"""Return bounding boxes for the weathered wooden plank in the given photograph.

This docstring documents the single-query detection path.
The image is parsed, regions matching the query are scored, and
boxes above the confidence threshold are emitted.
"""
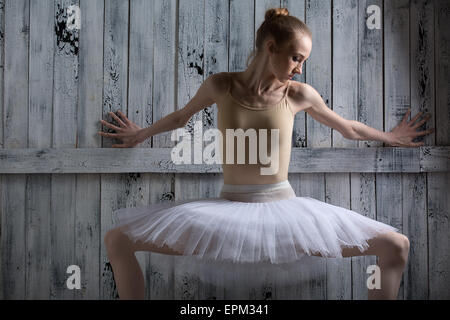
[0,0,5,300]
[404,0,435,300]
[0,0,4,150]
[304,0,333,299]
[149,0,177,299]
[174,0,206,300]
[2,147,449,173]
[100,0,129,300]
[51,0,80,300]
[1,0,29,299]
[0,0,4,298]
[26,0,53,299]
[75,0,104,300]
[428,172,450,299]
[326,0,358,300]
[350,172,378,299]
[352,0,383,300]
[429,0,450,300]
[128,0,153,301]
[385,0,412,300]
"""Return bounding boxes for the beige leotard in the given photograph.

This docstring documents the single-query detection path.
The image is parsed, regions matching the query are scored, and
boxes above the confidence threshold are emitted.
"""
[217,73,295,186]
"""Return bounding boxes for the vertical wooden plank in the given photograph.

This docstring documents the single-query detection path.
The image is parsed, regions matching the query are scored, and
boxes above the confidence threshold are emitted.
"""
[100,0,129,300]
[128,0,153,300]
[174,0,206,300]
[405,0,434,300]
[149,0,177,299]
[26,0,53,299]
[351,0,384,300]
[0,0,3,150]
[226,0,254,300]
[428,172,450,299]
[128,0,169,301]
[429,0,450,300]
[201,0,229,300]
[384,0,411,300]
[75,0,104,299]
[350,172,378,299]
[51,0,80,300]
[304,0,331,299]
[325,0,358,300]
[0,0,4,299]
[1,0,29,299]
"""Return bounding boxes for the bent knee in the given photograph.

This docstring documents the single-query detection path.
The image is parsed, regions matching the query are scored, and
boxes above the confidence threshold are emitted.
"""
[385,232,410,265]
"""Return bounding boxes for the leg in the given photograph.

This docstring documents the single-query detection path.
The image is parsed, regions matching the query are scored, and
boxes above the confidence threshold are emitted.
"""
[104,226,183,300]
[309,231,410,300]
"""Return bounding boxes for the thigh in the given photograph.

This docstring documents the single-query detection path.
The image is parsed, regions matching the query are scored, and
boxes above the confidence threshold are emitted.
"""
[129,234,184,256]
[109,225,184,256]
[306,231,401,258]
[340,231,403,258]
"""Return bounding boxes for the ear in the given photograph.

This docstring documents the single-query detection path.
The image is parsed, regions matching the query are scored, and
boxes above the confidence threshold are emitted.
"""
[266,38,277,55]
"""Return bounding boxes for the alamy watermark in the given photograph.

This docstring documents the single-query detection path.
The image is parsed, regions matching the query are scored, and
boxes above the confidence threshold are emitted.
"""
[171,120,280,176]
[366,264,381,290]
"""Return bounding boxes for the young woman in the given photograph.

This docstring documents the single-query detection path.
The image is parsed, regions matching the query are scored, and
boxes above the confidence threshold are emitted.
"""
[98,8,434,300]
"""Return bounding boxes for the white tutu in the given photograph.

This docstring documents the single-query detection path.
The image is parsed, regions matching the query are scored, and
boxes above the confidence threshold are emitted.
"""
[112,180,399,288]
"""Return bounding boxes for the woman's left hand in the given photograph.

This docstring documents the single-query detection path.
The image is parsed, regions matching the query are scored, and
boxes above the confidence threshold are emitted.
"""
[387,109,435,147]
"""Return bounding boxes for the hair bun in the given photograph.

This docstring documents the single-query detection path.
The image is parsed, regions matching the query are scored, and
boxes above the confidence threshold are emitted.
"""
[264,8,289,21]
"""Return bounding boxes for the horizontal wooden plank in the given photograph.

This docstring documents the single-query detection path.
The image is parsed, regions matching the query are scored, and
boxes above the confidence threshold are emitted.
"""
[0,147,448,173]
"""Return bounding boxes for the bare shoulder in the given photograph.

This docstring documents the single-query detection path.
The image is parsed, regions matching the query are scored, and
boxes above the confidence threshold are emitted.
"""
[176,72,230,125]
[205,72,231,102]
[287,81,315,116]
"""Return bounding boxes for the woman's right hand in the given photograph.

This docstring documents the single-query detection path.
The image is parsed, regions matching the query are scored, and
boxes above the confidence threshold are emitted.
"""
[98,110,145,148]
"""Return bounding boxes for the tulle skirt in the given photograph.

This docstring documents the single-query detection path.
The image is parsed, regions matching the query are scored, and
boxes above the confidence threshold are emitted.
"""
[112,180,399,288]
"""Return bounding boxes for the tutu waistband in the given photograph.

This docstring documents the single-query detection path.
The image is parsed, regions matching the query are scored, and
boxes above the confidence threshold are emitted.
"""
[219,180,296,203]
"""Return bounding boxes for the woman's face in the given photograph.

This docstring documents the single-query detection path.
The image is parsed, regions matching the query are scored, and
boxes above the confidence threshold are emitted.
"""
[267,34,312,82]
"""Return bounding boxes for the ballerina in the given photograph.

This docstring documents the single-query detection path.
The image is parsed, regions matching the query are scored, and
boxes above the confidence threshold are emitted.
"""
[98,7,434,300]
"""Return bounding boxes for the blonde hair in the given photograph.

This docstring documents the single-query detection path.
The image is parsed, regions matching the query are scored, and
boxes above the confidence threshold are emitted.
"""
[246,7,312,67]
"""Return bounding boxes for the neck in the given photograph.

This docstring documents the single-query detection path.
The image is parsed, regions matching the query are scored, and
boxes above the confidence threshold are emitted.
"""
[240,53,285,95]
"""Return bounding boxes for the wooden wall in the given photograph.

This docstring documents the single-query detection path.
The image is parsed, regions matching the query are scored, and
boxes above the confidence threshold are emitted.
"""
[0,0,449,300]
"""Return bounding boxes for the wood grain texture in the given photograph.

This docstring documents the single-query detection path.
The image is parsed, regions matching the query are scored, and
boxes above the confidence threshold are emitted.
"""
[351,0,384,300]
[0,147,449,173]
[1,0,29,300]
[0,0,448,300]
[26,0,53,299]
[100,0,129,300]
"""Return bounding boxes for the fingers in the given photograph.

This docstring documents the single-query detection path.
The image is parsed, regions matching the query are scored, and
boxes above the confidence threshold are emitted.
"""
[408,109,422,124]
[109,111,127,127]
[116,110,131,126]
[100,119,122,131]
[421,128,435,135]
[97,131,118,138]
[412,114,431,129]
[402,108,411,123]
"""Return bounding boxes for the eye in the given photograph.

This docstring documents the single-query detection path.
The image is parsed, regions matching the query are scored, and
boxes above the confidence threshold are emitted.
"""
[292,56,300,62]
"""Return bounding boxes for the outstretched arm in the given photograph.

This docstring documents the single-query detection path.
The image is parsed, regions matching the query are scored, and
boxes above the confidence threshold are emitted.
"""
[301,84,434,147]
[348,109,434,147]
[140,72,221,140]
[99,73,222,147]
